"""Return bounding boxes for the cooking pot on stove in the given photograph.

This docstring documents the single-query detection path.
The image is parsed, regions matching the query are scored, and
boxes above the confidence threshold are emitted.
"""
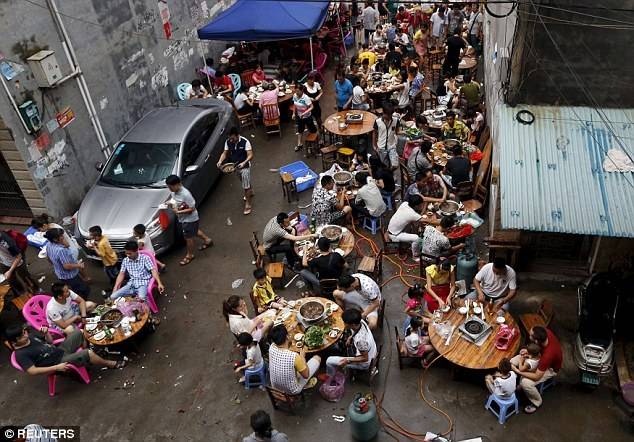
[333,171,353,187]
[438,200,460,216]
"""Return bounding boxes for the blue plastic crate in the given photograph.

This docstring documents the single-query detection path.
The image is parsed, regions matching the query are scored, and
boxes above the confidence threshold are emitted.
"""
[279,161,318,193]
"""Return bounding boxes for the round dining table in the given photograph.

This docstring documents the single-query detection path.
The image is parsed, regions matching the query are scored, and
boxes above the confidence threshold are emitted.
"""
[428,141,480,168]
[429,307,521,370]
[324,110,378,137]
[275,297,345,354]
[85,300,150,346]
[294,227,356,258]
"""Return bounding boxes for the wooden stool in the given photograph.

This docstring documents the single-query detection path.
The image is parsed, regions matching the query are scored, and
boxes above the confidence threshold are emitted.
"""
[280,172,299,203]
[305,132,319,158]
[320,145,338,170]
[431,63,443,84]
[428,49,444,70]
[11,292,32,311]
[266,262,286,289]
[336,147,355,168]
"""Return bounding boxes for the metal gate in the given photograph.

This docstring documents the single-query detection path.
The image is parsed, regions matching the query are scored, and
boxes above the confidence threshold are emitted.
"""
[0,152,32,217]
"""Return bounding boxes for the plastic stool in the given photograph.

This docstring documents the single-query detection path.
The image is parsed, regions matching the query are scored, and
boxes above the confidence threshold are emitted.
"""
[336,147,355,168]
[380,190,393,211]
[362,215,382,235]
[485,393,519,424]
[537,377,556,394]
[244,363,267,389]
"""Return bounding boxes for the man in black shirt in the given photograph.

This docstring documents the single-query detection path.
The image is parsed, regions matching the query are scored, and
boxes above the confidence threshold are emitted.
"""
[443,145,472,188]
[300,237,347,294]
[444,31,467,77]
[384,43,402,72]
[7,324,124,375]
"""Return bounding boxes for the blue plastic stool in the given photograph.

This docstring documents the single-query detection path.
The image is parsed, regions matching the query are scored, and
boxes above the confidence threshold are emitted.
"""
[485,393,519,424]
[380,190,394,211]
[362,215,382,235]
[537,377,556,394]
[244,363,267,390]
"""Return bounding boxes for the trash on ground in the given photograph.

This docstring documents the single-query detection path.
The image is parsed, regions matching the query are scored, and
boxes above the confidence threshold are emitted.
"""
[232,278,245,289]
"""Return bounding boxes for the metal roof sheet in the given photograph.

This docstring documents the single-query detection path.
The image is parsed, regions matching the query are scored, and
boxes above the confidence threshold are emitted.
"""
[498,105,634,237]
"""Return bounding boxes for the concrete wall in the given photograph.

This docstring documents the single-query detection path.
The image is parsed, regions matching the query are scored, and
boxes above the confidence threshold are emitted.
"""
[0,0,230,218]
[482,4,518,235]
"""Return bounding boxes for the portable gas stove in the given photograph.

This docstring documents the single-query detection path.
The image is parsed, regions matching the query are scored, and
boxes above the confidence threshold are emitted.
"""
[458,315,492,344]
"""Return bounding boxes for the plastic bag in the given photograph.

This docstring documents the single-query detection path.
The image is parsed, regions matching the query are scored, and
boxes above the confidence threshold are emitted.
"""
[319,372,346,402]
[494,324,518,351]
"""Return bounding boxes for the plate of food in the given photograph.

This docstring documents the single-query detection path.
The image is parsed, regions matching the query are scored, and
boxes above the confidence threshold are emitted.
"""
[220,162,236,173]
[86,322,99,332]
[496,316,506,324]
[287,300,297,307]
[304,325,326,349]
[321,225,343,242]
[281,310,292,321]
[277,91,285,97]
[294,333,304,341]
[328,330,339,338]
[92,330,106,341]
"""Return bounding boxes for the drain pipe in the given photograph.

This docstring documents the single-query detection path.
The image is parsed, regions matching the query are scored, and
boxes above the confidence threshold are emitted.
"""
[46,0,110,157]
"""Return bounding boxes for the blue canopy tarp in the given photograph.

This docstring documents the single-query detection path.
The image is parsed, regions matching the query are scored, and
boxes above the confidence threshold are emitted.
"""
[197,0,329,42]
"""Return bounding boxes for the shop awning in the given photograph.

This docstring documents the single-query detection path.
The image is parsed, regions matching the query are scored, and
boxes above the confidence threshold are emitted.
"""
[197,0,330,42]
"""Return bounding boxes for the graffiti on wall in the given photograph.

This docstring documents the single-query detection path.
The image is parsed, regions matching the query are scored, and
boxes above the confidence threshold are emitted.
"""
[151,66,169,90]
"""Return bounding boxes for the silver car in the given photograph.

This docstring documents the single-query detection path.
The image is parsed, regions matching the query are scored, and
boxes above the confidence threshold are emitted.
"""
[75,100,236,258]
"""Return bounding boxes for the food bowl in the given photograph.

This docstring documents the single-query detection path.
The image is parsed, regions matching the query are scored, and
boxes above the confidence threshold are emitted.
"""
[439,200,460,216]
[473,307,482,314]
[458,306,468,315]
[220,162,236,173]
[333,171,353,187]
[294,333,304,341]
[101,309,123,327]
[321,225,343,243]
[297,300,326,324]
[443,139,460,149]
[496,316,506,324]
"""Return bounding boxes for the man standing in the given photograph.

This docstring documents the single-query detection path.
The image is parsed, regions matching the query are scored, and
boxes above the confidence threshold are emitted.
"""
[372,103,401,171]
[335,71,354,111]
[511,326,563,414]
[361,1,380,45]
[166,175,213,266]
[111,241,164,301]
[467,5,484,55]
[444,30,467,77]
[44,228,90,298]
[217,127,254,215]
[471,257,518,311]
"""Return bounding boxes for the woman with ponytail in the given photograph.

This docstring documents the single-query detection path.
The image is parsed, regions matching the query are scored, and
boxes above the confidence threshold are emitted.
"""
[243,410,288,442]
[223,295,273,341]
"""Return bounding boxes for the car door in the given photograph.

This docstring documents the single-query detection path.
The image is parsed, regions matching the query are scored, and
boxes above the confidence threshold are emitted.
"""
[181,113,220,202]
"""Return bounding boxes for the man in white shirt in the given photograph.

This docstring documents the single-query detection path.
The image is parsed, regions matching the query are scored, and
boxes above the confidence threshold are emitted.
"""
[386,194,425,255]
[469,257,518,310]
[326,309,377,375]
[430,6,448,48]
[361,1,380,45]
[334,273,382,330]
[350,77,371,111]
[46,282,96,335]
[372,103,401,170]
[467,5,484,54]
[351,172,387,219]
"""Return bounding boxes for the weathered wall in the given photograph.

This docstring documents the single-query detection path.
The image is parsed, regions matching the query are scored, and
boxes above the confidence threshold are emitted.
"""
[0,0,230,218]
[512,0,634,107]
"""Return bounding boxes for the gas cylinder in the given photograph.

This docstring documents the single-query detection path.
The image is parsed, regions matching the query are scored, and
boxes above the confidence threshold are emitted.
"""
[348,394,379,441]
[456,252,478,289]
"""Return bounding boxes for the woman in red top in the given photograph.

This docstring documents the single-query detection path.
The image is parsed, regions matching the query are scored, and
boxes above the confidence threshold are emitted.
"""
[251,63,267,85]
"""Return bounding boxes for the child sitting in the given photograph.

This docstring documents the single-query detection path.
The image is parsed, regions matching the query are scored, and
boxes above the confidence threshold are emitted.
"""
[234,332,264,384]
[402,317,435,367]
[252,268,285,313]
[133,224,166,272]
[485,358,517,398]
[513,343,541,373]
[404,284,431,326]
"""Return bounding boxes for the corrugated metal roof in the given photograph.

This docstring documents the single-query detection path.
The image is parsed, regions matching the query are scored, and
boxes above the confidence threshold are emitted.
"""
[498,105,634,237]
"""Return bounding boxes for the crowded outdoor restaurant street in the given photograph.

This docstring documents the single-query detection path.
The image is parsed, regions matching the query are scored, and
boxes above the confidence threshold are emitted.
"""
[0,1,633,442]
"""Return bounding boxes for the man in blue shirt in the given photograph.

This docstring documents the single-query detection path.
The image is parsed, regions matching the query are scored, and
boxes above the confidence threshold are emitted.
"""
[111,241,164,302]
[334,71,353,111]
[44,228,90,298]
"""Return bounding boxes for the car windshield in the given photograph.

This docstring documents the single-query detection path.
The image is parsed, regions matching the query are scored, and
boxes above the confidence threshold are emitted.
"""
[99,142,180,187]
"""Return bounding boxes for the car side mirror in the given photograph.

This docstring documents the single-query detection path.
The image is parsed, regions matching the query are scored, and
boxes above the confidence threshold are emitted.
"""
[184,164,200,176]
[95,162,104,171]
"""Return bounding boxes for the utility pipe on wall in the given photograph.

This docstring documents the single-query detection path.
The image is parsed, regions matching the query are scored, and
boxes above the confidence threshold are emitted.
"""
[46,0,110,157]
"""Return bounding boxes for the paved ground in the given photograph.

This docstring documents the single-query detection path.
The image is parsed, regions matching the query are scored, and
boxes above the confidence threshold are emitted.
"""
[1,88,633,442]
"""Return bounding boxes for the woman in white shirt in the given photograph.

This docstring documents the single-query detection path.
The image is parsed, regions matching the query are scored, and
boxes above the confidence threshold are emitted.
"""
[222,295,273,341]
[350,77,371,111]
[234,85,256,114]
[371,24,385,45]
[304,73,323,127]
[394,69,410,112]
